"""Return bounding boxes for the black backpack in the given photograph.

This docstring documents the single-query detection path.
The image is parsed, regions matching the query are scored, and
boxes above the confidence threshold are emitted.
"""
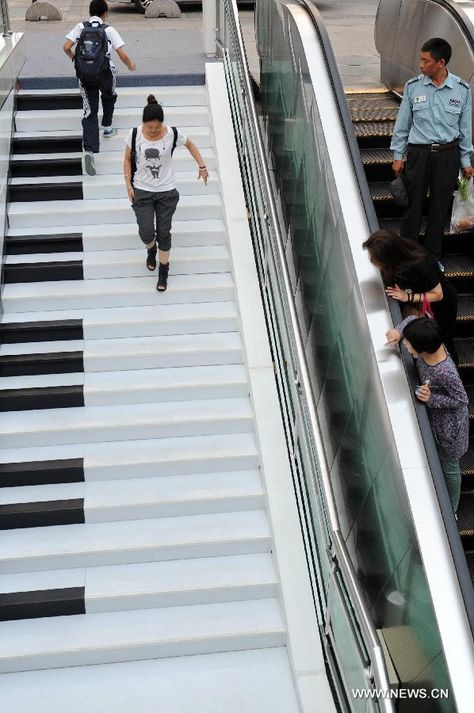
[130,126,178,185]
[74,22,109,84]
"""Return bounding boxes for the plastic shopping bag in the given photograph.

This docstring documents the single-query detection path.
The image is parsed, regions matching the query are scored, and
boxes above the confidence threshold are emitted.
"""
[450,176,474,232]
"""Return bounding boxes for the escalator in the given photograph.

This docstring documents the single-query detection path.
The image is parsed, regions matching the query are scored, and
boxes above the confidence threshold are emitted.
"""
[346,89,474,579]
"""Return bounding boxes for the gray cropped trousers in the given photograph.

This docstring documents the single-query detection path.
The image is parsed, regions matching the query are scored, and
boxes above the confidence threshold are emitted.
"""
[132,187,179,251]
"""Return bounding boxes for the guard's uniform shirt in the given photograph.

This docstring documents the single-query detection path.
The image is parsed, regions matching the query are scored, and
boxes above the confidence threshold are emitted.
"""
[390,71,473,168]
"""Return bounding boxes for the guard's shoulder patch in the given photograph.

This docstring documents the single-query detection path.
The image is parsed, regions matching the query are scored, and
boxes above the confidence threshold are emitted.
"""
[458,78,470,89]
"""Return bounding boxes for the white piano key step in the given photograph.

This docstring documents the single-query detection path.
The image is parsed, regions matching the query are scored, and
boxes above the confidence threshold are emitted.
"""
[15,106,211,132]
[0,509,271,572]
[0,397,254,448]
[0,431,260,483]
[0,364,248,405]
[83,470,262,523]
[6,245,231,280]
[85,553,277,612]
[7,218,227,250]
[1,301,239,340]
[0,649,302,713]
[1,273,234,312]
[8,195,223,230]
[0,598,284,672]
[0,469,262,519]
[10,173,219,199]
[17,85,208,107]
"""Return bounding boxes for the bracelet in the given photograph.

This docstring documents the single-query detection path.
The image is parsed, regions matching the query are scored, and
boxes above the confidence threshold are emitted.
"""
[199,166,207,170]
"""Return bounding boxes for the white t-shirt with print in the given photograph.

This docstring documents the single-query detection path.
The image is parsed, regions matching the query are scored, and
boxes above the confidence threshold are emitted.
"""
[65,17,124,70]
[126,125,187,193]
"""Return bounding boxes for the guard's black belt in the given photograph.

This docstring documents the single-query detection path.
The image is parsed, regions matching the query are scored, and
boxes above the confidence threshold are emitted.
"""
[408,139,460,152]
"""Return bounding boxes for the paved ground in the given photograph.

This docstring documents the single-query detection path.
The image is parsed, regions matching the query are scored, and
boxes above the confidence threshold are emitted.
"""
[7,0,381,88]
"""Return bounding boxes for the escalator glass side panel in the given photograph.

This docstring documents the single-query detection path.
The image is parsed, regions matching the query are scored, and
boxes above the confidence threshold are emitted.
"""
[256,0,460,707]
[349,88,474,579]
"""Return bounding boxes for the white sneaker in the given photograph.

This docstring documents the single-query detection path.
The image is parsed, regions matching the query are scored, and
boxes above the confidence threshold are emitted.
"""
[84,152,96,176]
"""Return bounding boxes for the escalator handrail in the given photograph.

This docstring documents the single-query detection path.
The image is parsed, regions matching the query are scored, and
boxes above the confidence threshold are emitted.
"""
[298,0,474,635]
[218,0,396,708]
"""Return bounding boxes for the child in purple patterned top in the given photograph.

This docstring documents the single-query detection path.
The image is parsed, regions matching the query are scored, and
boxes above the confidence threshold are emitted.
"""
[386,316,469,512]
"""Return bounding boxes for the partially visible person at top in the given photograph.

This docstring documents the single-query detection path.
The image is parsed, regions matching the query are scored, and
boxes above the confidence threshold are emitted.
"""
[390,36,474,259]
[385,316,468,513]
[124,95,209,292]
[363,229,458,364]
[63,0,136,176]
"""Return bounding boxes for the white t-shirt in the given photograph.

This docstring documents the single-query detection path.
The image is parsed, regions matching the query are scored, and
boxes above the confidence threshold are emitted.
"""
[65,17,124,69]
[126,126,187,193]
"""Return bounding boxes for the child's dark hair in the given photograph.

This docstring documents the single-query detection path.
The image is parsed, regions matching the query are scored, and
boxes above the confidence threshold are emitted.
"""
[143,95,164,123]
[402,318,443,354]
[421,37,452,65]
[89,0,108,17]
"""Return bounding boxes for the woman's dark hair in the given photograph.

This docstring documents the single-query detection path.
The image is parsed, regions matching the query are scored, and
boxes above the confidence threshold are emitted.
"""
[421,37,452,65]
[89,0,108,17]
[402,317,443,354]
[362,229,430,282]
[143,95,164,124]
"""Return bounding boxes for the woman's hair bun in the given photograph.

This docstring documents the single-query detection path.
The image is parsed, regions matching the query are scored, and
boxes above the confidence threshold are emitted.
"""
[147,94,158,105]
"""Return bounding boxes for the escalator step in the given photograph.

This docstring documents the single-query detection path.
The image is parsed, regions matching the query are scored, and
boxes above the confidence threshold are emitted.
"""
[467,386,474,418]
[360,148,393,165]
[457,294,474,324]
[443,254,474,279]
[347,94,399,123]
[354,122,395,149]
[378,219,474,252]
[464,550,474,580]
[461,443,474,477]
[458,490,474,539]
[456,338,474,369]
[369,182,392,201]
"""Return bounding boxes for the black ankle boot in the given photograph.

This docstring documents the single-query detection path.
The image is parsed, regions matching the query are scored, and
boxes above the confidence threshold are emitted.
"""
[146,243,157,271]
[157,262,169,291]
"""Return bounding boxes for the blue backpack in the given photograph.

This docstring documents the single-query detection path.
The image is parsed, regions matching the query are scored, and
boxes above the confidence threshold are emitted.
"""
[74,22,109,84]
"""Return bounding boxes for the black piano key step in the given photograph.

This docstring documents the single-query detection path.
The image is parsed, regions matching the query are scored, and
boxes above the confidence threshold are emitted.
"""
[12,135,82,155]
[0,587,85,622]
[9,181,83,203]
[0,385,84,412]
[10,157,82,178]
[0,351,84,377]
[3,260,83,284]
[0,458,84,488]
[1,319,83,344]
[5,232,83,255]
[0,498,85,530]
[16,92,82,112]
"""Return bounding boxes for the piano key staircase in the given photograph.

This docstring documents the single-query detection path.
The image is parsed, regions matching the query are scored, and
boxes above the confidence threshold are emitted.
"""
[0,79,320,712]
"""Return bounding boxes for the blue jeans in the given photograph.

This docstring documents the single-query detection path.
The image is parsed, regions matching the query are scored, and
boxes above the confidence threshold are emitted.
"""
[440,458,461,513]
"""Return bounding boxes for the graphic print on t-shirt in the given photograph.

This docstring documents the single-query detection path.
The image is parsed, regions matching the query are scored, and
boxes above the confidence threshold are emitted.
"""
[144,147,162,180]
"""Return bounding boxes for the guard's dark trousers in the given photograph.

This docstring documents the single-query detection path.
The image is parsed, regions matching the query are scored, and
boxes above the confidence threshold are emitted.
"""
[79,66,117,153]
[401,143,459,258]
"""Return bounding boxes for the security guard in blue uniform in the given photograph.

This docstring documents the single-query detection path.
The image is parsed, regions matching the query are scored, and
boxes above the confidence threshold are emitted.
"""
[391,37,474,258]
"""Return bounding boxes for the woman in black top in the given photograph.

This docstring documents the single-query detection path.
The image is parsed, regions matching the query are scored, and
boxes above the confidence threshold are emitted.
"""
[363,229,458,363]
